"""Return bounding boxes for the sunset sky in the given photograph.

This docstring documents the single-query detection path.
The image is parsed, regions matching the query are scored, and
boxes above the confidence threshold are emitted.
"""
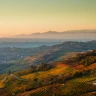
[0,0,96,37]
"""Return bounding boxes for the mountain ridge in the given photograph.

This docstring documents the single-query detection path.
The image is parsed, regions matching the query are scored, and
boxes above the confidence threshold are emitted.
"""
[10,29,96,40]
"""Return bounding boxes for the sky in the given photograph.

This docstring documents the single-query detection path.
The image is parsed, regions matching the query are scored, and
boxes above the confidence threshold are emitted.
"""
[0,0,96,37]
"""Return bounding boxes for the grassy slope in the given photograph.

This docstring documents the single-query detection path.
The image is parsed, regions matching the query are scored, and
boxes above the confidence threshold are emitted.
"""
[17,63,96,96]
[21,63,70,80]
[0,74,8,88]
[0,62,96,96]
[17,73,96,96]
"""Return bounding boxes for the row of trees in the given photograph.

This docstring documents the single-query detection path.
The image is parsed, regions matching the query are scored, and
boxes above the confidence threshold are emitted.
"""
[30,63,54,72]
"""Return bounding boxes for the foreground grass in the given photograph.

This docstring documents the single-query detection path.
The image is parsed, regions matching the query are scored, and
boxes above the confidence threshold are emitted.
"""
[0,74,9,88]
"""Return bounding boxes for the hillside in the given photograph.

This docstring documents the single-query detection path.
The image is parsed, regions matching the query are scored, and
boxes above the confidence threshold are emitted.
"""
[0,46,50,73]
[19,41,96,65]
[1,41,96,74]
[1,63,96,96]
[0,50,96,96]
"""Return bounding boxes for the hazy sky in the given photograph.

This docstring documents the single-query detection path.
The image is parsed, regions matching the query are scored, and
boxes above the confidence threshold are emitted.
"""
[0,0,96,37]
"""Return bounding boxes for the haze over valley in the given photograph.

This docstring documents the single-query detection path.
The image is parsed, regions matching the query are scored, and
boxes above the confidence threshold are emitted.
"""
[0,30,95,48]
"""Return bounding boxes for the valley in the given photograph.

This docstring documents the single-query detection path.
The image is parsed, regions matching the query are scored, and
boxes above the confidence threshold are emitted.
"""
[0,41,96,74]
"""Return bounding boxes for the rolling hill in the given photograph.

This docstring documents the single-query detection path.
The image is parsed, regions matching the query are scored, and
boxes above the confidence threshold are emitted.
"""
[0,50,96,96]
[0,41,96,74]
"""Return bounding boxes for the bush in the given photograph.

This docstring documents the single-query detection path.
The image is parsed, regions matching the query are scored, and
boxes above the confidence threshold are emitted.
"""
[37,63,53,71]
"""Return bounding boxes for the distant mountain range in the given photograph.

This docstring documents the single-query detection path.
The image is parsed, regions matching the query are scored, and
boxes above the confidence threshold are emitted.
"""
[11,29,96,40]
